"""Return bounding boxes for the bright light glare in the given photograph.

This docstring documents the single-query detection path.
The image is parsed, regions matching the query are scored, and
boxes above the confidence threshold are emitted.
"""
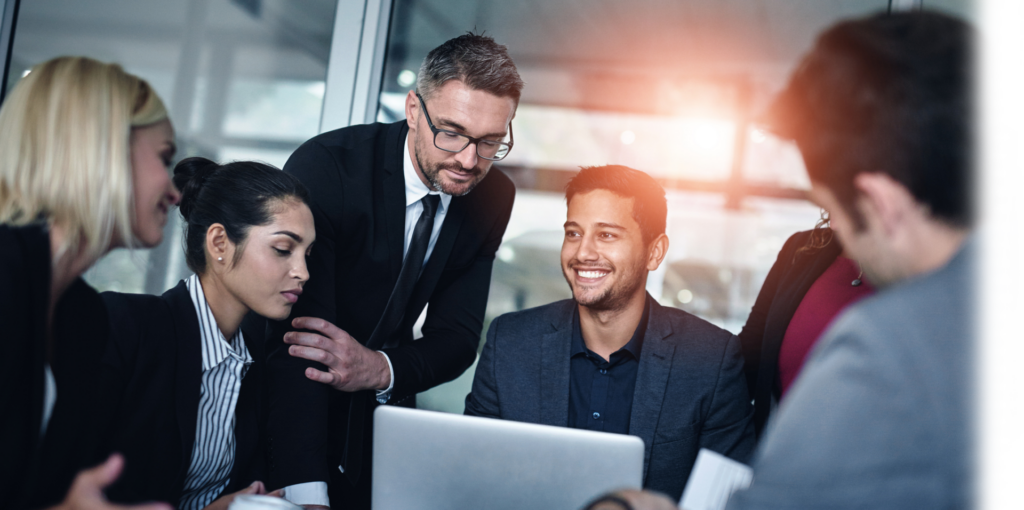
[306,82,326,98]
[397,69,417,88]
[497,246,515,263]
[22,69,30,78]
[677,289,694,304]
[751,128,767,144]
[620,130,636,145]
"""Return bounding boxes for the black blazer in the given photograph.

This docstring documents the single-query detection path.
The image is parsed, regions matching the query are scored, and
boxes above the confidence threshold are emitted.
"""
[465,297,756,501]
[737,229,841,438]
[266,121,516,493]
[1,224,113,509]
[97,281,268,505]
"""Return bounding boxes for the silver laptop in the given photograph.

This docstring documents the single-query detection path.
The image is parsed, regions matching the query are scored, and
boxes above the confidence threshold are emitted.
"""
[372,406,644,510]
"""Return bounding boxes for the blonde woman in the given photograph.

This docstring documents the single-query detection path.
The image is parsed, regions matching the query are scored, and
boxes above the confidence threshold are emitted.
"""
[0,57,178,510]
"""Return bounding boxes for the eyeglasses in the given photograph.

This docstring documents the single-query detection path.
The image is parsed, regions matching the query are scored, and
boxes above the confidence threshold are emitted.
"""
[416,92,513,161]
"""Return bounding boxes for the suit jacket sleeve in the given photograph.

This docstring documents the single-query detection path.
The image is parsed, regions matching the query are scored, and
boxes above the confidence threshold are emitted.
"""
[266,139,343,488]
[382,180,515,403]
[463,315,502,417]
[736,233,802,397]
[698,334,756,464]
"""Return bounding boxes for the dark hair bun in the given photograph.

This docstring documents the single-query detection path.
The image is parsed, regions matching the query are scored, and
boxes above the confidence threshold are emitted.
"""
[173,157,220,221]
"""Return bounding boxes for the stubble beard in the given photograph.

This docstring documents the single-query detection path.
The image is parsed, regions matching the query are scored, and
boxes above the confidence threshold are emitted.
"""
[564,258,647,312]
[414,145,484,197]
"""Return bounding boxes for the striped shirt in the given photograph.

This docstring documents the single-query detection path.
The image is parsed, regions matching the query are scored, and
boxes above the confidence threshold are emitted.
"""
[179,275,253,510]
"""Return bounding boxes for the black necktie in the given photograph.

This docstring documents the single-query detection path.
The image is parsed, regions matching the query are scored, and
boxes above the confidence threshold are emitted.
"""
[369,194,440,349]
[344,194,441,484]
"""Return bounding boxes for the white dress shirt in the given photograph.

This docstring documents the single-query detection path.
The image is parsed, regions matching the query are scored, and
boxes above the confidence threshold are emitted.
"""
[284,134,450,507]
[179,275,253,510]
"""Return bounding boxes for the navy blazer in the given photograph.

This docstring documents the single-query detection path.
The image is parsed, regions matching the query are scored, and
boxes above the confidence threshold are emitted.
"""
[465,296,756,501]
[98,281,268,505]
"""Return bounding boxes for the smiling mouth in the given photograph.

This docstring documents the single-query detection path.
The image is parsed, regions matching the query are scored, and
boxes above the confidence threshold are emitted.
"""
[575,268,611,280]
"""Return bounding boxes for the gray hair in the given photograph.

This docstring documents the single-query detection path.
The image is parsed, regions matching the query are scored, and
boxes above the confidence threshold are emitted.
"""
[416,33,524,103]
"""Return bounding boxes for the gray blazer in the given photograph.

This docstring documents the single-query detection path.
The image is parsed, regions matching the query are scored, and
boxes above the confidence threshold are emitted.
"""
[726,240,974,510]
[465,296,756,500]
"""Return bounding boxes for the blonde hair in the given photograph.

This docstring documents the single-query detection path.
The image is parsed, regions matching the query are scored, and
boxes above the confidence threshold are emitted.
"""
[0,56,169,260]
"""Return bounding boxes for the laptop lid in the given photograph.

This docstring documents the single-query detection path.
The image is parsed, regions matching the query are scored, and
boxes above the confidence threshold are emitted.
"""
[372,406,645,510]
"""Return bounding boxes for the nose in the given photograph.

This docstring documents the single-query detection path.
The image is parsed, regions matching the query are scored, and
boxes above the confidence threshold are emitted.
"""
[576,233,599,262]
[292,255,310,283]
[167,181,182,206]
[454,142,479,170]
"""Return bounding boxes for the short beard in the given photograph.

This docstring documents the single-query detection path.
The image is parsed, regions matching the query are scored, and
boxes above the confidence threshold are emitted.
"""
[564,260,646,312]
[415,151,482,197]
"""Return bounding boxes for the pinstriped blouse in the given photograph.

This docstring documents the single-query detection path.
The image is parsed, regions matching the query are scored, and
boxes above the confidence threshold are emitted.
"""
[178,275,253,510]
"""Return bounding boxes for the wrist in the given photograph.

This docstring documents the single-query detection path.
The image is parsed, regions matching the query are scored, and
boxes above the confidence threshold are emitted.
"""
[376,351,392,390]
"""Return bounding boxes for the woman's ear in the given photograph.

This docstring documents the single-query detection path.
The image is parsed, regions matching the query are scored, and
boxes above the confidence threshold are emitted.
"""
[205,223,231,271]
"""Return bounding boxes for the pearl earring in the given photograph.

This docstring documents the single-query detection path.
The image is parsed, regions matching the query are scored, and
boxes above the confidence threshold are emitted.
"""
[218,257,223,262]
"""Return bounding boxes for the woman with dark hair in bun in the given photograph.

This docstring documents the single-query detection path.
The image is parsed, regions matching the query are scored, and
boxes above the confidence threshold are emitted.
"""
[97,157,315,510]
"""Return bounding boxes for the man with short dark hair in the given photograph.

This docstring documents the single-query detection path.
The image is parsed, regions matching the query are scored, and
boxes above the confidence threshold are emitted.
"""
[266,33,522,508]
[465,165,756,501]
[726,11,974,509]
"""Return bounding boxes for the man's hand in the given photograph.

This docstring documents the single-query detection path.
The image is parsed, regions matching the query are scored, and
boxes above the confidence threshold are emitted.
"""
[200,481,284,510]
[51,454,172,510]
[284,317,391,392]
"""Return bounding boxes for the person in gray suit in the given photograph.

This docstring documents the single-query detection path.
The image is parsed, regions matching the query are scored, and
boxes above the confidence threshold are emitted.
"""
[465,165,756,501]
[724,11,975,510]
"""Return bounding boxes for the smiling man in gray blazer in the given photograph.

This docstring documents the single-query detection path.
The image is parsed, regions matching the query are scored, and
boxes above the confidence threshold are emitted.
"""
[464,165,755,500]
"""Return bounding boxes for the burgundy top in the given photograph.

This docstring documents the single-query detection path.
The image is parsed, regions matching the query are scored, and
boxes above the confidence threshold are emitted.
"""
[778,255,875,398]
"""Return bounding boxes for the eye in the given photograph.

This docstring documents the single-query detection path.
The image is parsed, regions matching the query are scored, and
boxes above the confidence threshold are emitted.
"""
[274,247,291,256]
[565,231,580,238]
[599,232,616,239]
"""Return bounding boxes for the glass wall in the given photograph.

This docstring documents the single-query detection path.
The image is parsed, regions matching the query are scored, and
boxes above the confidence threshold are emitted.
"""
[377,0,971,412]
[5,0,338,295]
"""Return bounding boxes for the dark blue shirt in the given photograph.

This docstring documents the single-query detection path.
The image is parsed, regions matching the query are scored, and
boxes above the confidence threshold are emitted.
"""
[567,298,650,435]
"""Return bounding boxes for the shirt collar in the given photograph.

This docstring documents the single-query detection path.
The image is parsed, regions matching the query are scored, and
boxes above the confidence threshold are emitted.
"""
[403,133,452,212]
[185,274,253,372]
[570,296,650,361]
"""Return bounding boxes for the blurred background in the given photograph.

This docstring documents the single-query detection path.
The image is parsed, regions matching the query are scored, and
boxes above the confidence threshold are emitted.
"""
[0,0,973,412]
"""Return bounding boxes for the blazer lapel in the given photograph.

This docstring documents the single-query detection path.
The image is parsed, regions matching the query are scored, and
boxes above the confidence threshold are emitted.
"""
[381,121,409,282]
[164,281,203,485]
[539,303,574,427]
[629,298,676,477]
[227,312,265,490]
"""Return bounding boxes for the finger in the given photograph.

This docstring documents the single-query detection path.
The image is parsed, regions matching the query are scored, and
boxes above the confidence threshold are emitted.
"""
[284,332,334,350]
[110,503,174,510]
[267,489,286,498]
[239,481,261,494]
[291,317,344,338]
[304,367,338,386]
[82,453,124,489]
[288,345,334,365]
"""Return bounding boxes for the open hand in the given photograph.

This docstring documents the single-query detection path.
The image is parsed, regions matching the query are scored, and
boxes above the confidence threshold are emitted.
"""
[51,454,172,510]
[285,317,390,392]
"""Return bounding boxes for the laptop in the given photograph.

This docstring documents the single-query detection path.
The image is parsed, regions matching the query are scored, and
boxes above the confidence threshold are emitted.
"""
[372,406,645,510]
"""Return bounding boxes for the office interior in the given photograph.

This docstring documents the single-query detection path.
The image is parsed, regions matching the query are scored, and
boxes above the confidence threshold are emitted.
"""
[0,0,978,434]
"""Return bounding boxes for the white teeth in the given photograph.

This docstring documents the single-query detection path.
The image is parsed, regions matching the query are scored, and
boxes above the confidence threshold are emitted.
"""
[578,270,609,279]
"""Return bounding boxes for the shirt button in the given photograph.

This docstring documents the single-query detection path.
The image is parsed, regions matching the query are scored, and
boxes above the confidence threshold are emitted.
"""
[593,412,601,420]
[599,369,608,375]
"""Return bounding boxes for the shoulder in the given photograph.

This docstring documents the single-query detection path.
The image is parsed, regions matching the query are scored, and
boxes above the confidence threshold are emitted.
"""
[649,302,741,364]
[490,299,574,336]
[300,121,400,152]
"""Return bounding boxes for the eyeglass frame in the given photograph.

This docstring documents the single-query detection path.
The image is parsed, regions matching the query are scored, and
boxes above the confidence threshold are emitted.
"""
[415,92,514,161]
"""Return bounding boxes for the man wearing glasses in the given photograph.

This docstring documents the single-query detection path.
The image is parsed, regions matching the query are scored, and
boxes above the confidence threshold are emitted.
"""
[266,33,522,509]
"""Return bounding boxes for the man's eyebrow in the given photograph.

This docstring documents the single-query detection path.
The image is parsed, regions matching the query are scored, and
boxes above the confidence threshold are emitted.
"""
[562,221,626,230]
[437,117,507,139]
[272,231,303,243]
